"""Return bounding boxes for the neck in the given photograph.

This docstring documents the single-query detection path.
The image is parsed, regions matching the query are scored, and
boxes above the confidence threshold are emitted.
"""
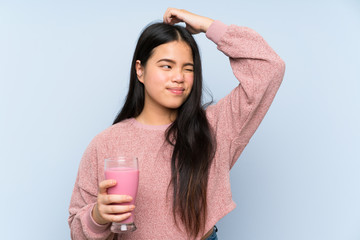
[135,105,177,126]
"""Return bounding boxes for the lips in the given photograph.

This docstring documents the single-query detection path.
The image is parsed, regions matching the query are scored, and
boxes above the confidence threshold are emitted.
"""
[167,87,185,95]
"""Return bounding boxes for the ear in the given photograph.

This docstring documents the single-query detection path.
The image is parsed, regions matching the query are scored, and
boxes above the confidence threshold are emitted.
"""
[135,60,144,83]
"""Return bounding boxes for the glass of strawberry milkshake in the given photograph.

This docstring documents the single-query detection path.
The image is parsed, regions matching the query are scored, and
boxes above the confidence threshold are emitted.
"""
[105,157,139,233]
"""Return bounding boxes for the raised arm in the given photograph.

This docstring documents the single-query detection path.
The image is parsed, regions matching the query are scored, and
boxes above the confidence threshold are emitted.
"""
[205,20,286,169]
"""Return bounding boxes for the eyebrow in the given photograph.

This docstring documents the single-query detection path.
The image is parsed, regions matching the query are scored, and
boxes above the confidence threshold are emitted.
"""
[156,58,194,67]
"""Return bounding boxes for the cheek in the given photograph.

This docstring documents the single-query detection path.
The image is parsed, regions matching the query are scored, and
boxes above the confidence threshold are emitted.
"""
[186,75,194,92]
[144,70,165,89]
[147,68,167,83]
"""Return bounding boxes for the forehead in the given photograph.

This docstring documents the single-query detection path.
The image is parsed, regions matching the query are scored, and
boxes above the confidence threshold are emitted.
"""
[150,41,193,62]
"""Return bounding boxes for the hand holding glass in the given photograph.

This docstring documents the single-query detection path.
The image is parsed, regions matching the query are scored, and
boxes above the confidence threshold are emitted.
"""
[105,157,139,233]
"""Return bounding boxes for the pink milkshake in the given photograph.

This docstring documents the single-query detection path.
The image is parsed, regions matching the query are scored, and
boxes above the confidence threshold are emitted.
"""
[105,167,139,223]
[104,157,139,233]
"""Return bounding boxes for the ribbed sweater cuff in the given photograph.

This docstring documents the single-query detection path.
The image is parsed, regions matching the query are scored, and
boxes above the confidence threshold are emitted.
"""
[86,204,111,233]
[205,20,228,45]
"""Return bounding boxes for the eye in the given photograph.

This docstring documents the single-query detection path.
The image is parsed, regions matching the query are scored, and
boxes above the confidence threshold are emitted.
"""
[161,65,171,69]
[185,68,194,72]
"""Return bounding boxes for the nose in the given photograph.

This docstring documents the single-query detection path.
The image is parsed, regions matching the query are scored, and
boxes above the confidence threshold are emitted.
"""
[171,69,184,83]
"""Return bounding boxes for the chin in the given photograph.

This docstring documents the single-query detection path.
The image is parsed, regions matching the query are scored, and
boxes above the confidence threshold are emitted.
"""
[161,97,189,110]
[165,102,185,110]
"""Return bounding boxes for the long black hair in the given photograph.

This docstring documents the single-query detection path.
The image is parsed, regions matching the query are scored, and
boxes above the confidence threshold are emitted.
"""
[113,22,215,237]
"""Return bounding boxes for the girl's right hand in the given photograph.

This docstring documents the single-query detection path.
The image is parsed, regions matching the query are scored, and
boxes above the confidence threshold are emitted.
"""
[163,8,214,34]
[92,179,135,225]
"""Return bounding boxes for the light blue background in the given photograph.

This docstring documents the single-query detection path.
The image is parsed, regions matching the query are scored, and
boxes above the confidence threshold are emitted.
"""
[1,0,359,239]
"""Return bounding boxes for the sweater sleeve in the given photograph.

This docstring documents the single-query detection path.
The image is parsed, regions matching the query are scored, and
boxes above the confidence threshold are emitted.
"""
[68,138,115,240]
[205,20,286,169]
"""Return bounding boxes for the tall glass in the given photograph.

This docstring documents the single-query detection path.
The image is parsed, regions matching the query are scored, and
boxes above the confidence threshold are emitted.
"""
[104,157,139,233]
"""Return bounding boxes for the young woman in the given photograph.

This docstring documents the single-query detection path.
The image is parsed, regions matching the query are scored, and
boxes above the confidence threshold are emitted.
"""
[68,8,285,240]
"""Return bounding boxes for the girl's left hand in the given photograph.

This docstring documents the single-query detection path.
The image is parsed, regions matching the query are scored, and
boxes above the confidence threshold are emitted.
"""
[163,8,214,34]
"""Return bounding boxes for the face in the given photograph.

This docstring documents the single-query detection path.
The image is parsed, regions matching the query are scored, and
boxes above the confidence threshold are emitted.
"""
[136,40,194,115]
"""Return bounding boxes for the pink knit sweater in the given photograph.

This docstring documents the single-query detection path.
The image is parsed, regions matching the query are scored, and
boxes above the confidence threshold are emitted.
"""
[68,20,285,240]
